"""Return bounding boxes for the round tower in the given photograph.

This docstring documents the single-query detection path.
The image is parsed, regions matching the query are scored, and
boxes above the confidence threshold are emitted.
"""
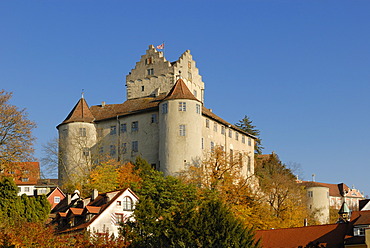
[306,185,330,224]
[159,79,202,175]
[57,96,96,187]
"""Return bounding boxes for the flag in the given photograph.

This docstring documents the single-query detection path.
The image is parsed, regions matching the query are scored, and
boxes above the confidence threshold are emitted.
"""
[156,43,164,50]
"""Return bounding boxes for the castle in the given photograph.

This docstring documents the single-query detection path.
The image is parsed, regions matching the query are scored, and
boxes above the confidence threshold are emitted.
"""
[57,45,256,186]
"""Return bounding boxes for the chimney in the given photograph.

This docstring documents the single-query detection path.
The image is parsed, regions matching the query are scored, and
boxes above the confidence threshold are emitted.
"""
[101,101,106,107]
[312,174,316,182]
[67,194,71,205]
[92,189,99,201]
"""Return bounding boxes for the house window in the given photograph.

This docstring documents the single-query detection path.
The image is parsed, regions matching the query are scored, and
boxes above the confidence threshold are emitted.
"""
[179,125,186,136]
[214,123,217,132]
[242,136,245,144]
[21,178,29,182]
[132,141,138,153]
[210,142,215,152]
[206,119,209,128]
[79,128,86,137]
[117,201,122,206]
[151,114,157,123]
[221,126,225,135]
[248,138,252,146]
[354,227,366,236]
[235,132,239,141]
[131,121,139,132]
[179,102,186,111]
[121,123,127,133]
[83,147,90,156]
[54,196,61,203]
[24,187,30,192]
[308,191,313,197]
[110,126,117,135]
[147,68,154,75]
[162,103,168,114]
[121,143,127,154]
[110,145,116,156]
[115,213,125,224]
[123,196,134,211]
[196,104,201,114]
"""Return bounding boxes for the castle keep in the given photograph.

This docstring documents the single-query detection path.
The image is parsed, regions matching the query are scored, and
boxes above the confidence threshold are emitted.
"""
[57,45,255,185]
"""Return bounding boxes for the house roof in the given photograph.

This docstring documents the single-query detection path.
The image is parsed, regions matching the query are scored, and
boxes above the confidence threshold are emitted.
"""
[255,223,350,248]
[163,78,199,102]
[85,206,101,214]
[59,97,94,126]
[351,210,370,226]
[6,162,40,185]
[69,208,84,216]
[300,181,351,197]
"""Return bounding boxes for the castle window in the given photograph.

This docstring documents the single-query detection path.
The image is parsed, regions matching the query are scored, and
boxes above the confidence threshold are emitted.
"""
[121,143,127,154]
[151,114,157,123]
[123,196,134,211]
[110,145,116,156]
[214,123,217,132]
[131,121,139,132]
[179,125,186,136]
[247,156,251,172]
[145,57,153,65]
[202,138,204,149]
[221,126,225,135]
[196,104,201,114]
[229,130,232,138]
[132,141,138,152]
[242,136,245,144]
[248,137,251,146]
[141,86,145,91]
[83,147,90,156]
[179,102,186,111]
[239,153,243,167]
[193,90,197,98]
[210,142,215,152]
[79,128,86,137]
[235,132,239,141]
[147,68,154,75]
[121,123,127,133]
[206,119,209,128]
[308,191,313,197]
[110,126,116,135]
[230,149,234,164]
[162,103,168,114]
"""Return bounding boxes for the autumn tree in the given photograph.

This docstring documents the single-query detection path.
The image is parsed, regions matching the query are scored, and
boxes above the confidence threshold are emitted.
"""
[0,90,36,171]
[235,115,263,154]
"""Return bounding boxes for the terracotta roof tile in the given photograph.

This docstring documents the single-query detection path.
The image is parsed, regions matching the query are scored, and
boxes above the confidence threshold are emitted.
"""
[85,206,101,214]
[255,223,349,248]
[60,97,94,125]
[163,78,199,102]
[69,208,84,216]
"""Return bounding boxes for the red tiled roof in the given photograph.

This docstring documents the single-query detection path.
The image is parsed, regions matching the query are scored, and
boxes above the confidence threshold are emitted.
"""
[300,181,347,197]
[60,97,94,126]
[69,208,83,216]
[58,212,67,218]
[5,162,40,185]
[255,223,349,248]
[351,210,370,226]
[163,78,199,102]
[86,206,101,214]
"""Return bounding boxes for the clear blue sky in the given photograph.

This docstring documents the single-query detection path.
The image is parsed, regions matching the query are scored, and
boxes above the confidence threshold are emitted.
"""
[1,1,370,195]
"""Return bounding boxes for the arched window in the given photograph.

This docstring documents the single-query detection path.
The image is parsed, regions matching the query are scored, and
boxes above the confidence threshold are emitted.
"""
[123,196,134,211]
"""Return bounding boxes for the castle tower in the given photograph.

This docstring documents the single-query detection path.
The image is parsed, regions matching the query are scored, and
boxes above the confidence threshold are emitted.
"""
[57,96,96,186]
[159,78,203,175]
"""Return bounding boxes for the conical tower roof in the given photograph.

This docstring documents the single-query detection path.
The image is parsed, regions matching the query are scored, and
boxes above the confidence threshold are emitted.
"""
[59,97,95,126]
[163,78,199,102]
[338,202,350,214]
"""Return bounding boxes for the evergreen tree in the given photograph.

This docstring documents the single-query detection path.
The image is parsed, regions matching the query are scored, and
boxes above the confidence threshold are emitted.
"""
[235,115,263,154]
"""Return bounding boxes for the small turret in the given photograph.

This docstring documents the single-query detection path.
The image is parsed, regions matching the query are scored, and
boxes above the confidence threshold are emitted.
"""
[337,202,350,223]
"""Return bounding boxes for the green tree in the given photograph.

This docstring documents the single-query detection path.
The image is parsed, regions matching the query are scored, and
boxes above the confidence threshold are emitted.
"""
[235,115,263,154]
